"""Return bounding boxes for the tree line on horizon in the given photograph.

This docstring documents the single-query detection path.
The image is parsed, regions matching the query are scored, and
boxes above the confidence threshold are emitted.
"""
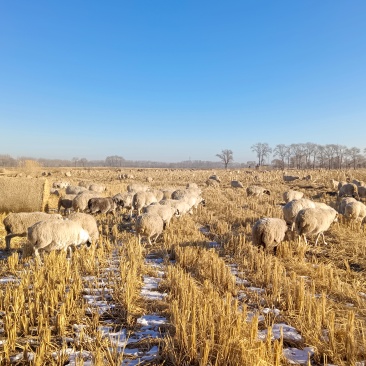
[1,142,366,170]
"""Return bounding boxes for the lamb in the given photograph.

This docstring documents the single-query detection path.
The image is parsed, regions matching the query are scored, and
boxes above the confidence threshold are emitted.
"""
[246,185,271,197]
[283,190,304,203]
[252,218,288,254]
[338,183,359,199]
[135,213,164,245]
[67,212,100,243]
[27,219,91,258]
[132,191,158,215]
[143,203,178,228]
[88,195,123,215]
[231,180,244,188]
[3,212,63,251]
[72,191,101,212]
[344,201,366,222]
[58,194,77,215]
[295,207,338,245]
[283,175,300,182]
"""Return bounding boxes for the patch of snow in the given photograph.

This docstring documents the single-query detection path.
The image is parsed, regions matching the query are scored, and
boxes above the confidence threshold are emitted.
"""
[258,323,303,343]
[283,347,314,365]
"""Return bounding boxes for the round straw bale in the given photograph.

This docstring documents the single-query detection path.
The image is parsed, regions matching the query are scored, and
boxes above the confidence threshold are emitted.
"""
[0,177,50,213]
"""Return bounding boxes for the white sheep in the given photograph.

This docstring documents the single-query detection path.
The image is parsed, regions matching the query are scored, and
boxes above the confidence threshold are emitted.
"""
[66,185,88,195]
[338,197,358,215]
[27,219,91,258]
[344,201,366,222]
[67,212,100,243]
[252,217,288,254]
[127,183,149,193]
[283,190,304,203]
[282,198,317,229]
[160,199,193,216]
[295,207,338,245]
[231,180,244,188]
[3,212,63,251]
[143,203,178,228]
[208,174,221,183]
[132,191,158,215]
[206,178,220,188]
[246,185,271,197]
[135,213,164,245]
[53,181,70,189]
[89,183,106,193]
[330,179,339,191]
[72,191,101,212]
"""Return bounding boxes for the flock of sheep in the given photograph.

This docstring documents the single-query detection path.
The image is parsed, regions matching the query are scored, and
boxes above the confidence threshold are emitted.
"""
[2,173,366,260]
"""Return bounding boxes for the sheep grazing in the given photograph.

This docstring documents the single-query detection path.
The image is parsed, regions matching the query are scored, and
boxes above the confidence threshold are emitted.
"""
[127,183,149,193]
[358,186,366,200]
[252,218,288,254]
[143,203,178,228]
[282,198,317,230]
[67,212,99,243]
[295,207,338,245]
[344,201,366,222]
[352,179,365,187]
[231,180,244,188]
[149,189,164,202]
[66,185,88,195]
[160,199,193,216]
[89,183,106,193]
[132,191,158,215]
[135,213,164,245]
[338,197,357,215]
[58,194,77,215]
[283,190,304,203]
[3,212,63,251]
[186,182,199,190]
[72,191,101,212]
[283,175,300,182]
[88,195,123,215]
[27,219,91,258]
[53,181,70,189]
[338,183,359,199]
[208,174,221,183]
[246,185,270,198]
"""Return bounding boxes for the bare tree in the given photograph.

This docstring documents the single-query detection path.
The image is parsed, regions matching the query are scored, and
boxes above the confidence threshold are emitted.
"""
[216,149,234,169]
[251,143,272,166]
[273,144,288,170]
[346,147,361,169]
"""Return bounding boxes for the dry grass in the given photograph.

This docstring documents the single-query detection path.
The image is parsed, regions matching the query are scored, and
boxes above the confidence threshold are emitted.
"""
[0,167,366,365]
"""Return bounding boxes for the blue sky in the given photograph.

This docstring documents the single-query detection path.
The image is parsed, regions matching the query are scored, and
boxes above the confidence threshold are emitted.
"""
[1,1,365,163]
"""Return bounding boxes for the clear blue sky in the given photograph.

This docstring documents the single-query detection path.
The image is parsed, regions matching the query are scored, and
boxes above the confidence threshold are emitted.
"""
[1,1,365,163]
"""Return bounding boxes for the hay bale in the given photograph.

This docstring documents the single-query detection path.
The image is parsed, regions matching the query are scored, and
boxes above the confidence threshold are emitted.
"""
[0,177,50,213]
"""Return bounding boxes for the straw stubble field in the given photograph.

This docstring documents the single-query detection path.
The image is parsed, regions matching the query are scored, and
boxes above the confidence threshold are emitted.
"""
[0,167,365,365]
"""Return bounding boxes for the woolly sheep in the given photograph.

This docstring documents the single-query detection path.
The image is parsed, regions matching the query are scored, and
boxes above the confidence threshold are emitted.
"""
[338,197,357,214]
[53,181,70,189]
[252,218,288,254]
[132,191,158,215]
[283,190,304,203]
[231,180,244,188]
[338,183,359,199]
[135,213,164,245]
[27,219,91,258]
[186,182,199,190]
[295,207,338,245]
[72,191,101,212]
[127,183,149,193]
[352,179,365,187]
[89,183,106,193]
[67,212,99,243]
[58,194,77,215]
[337,181,348,191]
[3,212,63,251]
[246,185,270,197]
[358,186,366,200]
[160,199,193,216]
[282,198,317,229]
[344,201,366,222]
[88,195,123,215]
[143,203,178,228]
[66,185,88,195]
[149,189,164,202]
[208,174,221,183]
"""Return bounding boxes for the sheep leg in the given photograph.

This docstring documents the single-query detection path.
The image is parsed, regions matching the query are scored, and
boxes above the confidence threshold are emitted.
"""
[321,232,327,245]
[5,234,16,251]
[138,234,142,245]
